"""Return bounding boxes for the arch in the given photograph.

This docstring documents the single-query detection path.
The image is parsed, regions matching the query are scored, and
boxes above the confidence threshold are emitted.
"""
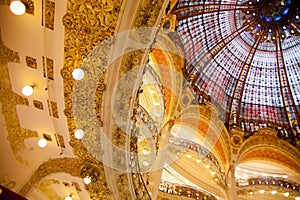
[236,133,300,176]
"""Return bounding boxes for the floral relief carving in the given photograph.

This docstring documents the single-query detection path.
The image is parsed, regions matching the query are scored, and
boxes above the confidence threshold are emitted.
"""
[0,33,38,163]
[61,0,123,199]
[45,0,55,30]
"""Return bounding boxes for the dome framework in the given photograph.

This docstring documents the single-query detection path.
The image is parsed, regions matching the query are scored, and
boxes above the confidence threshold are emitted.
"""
[171,0,300,144]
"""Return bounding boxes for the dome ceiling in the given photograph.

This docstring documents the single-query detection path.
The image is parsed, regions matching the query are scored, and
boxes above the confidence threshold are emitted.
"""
[172,0,300,142]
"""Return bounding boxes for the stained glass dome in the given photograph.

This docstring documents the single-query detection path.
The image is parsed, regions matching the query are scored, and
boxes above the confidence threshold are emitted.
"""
[171,0,300,142]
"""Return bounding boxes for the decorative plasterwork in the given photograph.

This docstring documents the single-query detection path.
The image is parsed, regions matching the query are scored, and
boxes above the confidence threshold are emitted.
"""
[60,0,123,199]
[236,134,300,173]
[45,0,55,30]
[0,32,38,163]
[25,56,37,69]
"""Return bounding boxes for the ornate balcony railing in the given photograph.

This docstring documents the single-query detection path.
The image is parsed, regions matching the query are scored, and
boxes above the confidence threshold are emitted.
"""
[159,180,217,200]
[168,137,226,186]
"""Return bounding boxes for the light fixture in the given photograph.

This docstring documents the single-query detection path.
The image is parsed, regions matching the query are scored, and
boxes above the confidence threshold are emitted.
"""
[249,191,253,195]
[83,176,91,184]
[186,154,191,158]
[283,175,288,179]
[64,195,72,200]
[38,138,47,148]
[22,85,34,96]
[74,129,84,139]
[196,159,201,163]
[142,149,149,155]
[72,68,84,80]
[259,190,265,194]
[10,0,26,16]
[143,161,150,167]
[271,190,277,195]
[283,192,289,197]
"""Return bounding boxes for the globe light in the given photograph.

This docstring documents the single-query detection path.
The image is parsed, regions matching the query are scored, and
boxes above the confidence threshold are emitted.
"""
[38,138,47,148]
[259,190,265,194]
[283,192,289,197]
[22,85,34,96]
[64,196,72,200]
[83,176,91,184]
[74,129,84,139]
[72,68,84,80]
[10,1,26,16]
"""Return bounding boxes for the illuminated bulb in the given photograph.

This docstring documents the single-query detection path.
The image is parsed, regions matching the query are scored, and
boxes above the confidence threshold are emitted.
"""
[211,171,216,176]
[150,90,155,94]
[154,102,160,106]
[74,129,84,139]
[271,190,277,195]
[249,191,253,195]
[72,68,84,80]
[283,192,289,197]
[186,154,191,158]
[65,196,72,200]
[247,19,251,23]
[258,24,261,27]
[259,190,265,194]
[264,36,267,39]
[205,165,210,169]
[214,178,218,181]
[281,34,285,38]
[291,30,295,34]
[10,1,26,16]
[269,29,272,32]
[283,175,288,179]
[272,36,276,40]
[283,26,286,30]
[252,13,256,16]
[296,15,299,20]
[142,149,149,155]
[256,32,260,36]
[246,11,250,14]
[143,161,149,167]
[83,176,91,184]
[196,159,201,163]
[22,85,34,96]
[38,138,47,148]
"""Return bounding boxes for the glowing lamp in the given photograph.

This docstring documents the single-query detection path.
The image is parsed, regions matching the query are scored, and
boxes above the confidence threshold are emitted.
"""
[38,138,47,148]
[10,1,26,16]
[22,85,34,96]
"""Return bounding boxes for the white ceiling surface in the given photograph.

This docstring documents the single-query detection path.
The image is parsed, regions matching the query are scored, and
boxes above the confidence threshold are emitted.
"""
[0,0,77,193]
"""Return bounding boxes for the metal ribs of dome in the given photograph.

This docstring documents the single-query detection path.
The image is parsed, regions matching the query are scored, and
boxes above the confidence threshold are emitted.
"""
[171,0,300,144]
